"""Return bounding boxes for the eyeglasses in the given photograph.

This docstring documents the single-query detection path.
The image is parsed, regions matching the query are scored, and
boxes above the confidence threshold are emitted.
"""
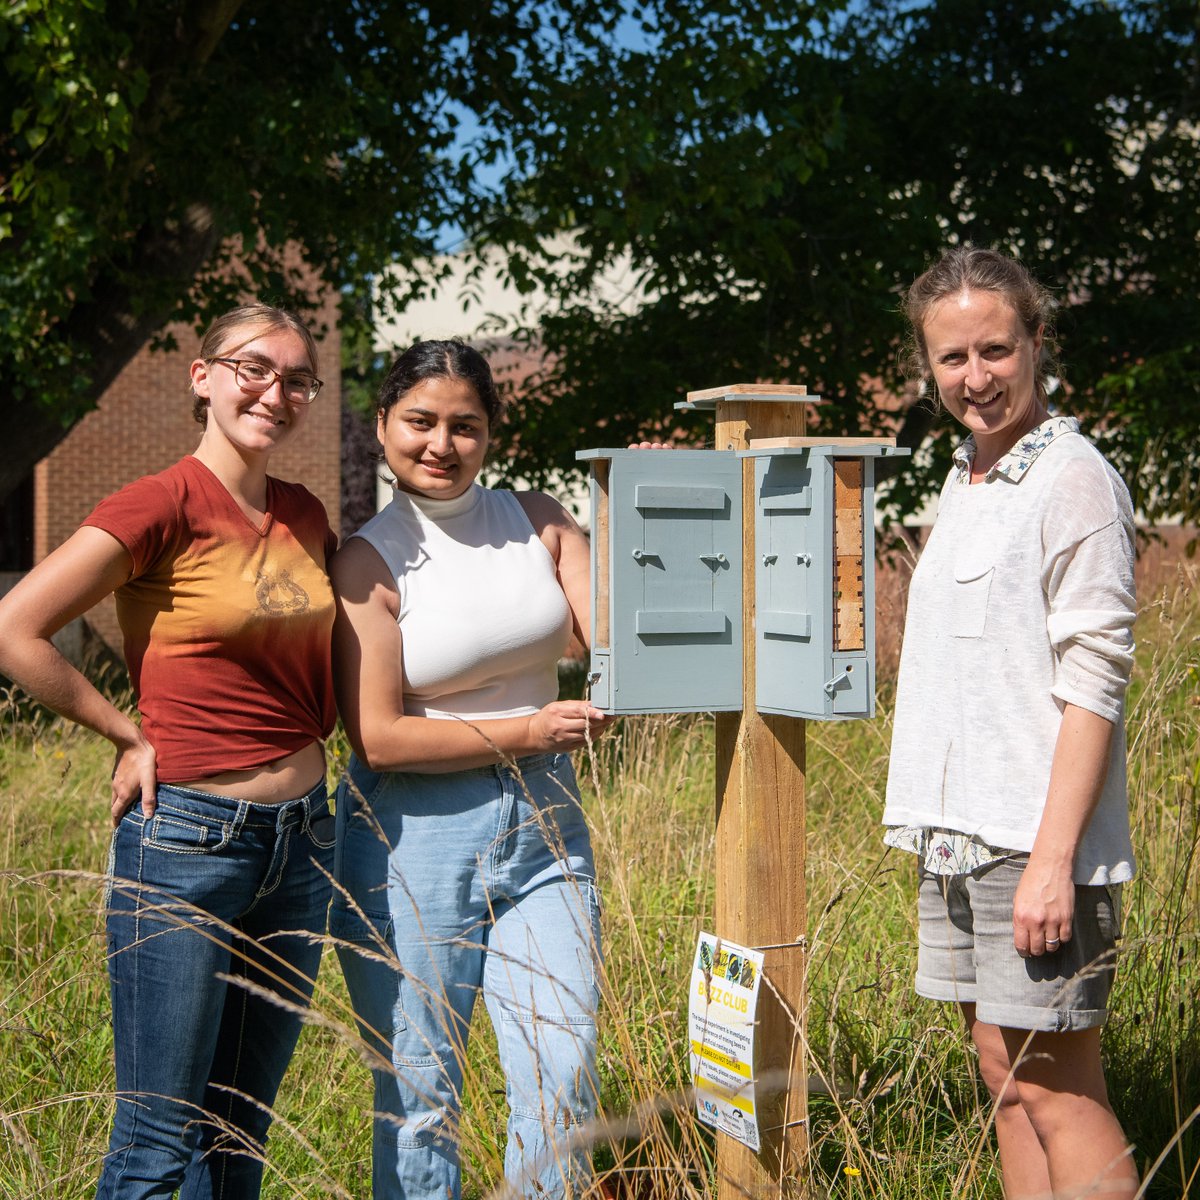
[210,358,323,404]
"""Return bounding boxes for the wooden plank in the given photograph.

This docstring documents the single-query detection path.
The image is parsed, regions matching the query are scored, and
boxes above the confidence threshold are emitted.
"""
[835,562,864,600]
[712,397,809,452]
[688,381,813,403]
[634,483,729,511]
[593,459,611,648]
[833,460,865,653]
[835,509,862,543]
[834,458,863,504]
[714,394,807,1199]
[835,594,865,649]
[749,434,896,449]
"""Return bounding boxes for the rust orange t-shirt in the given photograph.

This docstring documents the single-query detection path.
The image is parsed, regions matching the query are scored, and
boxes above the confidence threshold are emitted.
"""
[82,456,337,783]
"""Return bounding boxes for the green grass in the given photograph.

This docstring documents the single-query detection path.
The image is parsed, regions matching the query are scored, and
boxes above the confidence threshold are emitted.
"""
[1,574,1197,1198]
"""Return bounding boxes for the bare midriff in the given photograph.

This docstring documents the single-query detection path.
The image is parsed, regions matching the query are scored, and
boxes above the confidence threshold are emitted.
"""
[177,741,325,803]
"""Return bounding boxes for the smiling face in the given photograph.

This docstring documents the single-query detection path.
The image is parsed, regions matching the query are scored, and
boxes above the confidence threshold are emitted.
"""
[377,375,490,500]
[923,287,1047,465]
[190,325,314,460]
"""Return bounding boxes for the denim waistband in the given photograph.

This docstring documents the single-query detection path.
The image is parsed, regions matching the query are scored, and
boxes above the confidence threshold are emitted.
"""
[434,752,562,780]
[154,777,328,833]
[351,752,563,783]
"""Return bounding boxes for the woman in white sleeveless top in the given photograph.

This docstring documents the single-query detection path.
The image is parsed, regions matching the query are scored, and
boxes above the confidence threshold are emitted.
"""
[330,340,614,1200]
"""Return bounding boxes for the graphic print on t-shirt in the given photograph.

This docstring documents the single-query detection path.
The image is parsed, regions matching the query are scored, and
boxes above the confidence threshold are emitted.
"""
[256,569,311,615]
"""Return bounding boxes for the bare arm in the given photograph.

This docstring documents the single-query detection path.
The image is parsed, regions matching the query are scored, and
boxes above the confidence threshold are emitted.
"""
[331,534,611,773]
[515,490,594,656]
[1012,703,1115,957]
[0,527,157,825]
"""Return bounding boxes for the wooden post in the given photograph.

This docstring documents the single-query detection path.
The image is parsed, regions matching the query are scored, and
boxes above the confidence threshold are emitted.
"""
[709,387,810,1199]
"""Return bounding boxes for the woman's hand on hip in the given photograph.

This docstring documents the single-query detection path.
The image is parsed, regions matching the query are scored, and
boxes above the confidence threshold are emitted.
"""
[110,734,158,827]
[1012,855,1075,957]
[527,701,615,753]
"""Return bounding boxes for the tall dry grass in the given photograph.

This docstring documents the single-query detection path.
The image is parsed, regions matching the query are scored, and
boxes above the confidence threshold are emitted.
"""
[1,571,1196,1197]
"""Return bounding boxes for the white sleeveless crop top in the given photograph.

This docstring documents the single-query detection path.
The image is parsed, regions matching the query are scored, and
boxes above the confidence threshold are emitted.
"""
[351,484,571,720]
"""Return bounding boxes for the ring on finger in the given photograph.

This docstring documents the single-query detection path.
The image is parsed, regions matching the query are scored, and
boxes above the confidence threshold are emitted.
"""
[1046,937,1061,947]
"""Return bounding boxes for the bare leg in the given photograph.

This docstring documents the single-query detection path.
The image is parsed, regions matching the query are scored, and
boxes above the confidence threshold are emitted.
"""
[1002,1024,1138,1200]
[964,1004,1052,1200]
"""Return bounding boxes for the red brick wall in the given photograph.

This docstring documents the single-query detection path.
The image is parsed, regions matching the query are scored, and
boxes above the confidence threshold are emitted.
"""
[33,304,341,648]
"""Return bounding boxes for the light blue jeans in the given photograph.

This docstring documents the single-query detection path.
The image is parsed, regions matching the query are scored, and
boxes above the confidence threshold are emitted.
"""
[332,753,601,1199]
[97,780,334,1200]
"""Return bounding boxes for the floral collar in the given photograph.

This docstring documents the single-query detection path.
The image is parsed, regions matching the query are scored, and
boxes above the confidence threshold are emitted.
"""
[953,415,1080,484]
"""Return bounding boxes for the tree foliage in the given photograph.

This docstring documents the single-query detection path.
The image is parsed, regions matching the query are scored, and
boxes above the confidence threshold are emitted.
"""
[3,0,1198,522]
[477,0,1200,523]
[0,0,616,501]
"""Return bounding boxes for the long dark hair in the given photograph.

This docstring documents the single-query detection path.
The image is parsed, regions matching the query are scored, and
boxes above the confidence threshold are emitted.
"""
[378,340,502,426]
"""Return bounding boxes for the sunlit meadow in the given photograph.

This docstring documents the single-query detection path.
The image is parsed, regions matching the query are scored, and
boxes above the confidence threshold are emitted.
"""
[2,570,1196,1198]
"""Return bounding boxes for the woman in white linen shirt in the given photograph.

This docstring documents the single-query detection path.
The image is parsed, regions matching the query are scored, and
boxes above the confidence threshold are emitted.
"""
[883,247,1139,1199]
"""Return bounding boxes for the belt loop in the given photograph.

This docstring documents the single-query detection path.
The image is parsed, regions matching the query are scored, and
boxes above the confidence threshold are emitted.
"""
[302,778,324,832]
[297,790,313,835]
[277,798,299,835]
[230,801,249,836]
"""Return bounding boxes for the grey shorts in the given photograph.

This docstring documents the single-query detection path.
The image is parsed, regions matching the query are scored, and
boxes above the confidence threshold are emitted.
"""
[915,857,1122,1032]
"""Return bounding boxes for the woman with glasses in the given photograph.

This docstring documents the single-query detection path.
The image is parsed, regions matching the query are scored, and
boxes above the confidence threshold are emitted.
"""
[0,304,338,1198]
[330,339,613,1199]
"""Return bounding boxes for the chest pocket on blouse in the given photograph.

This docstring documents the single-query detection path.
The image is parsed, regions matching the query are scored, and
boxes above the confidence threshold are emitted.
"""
[950,549,995,638]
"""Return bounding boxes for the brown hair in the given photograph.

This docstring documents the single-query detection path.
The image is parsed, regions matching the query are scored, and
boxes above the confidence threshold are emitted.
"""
[192,304,320,424]
[902,246,1061,401]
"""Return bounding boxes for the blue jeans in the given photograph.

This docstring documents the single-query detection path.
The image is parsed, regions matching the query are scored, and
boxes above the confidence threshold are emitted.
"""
[96,780,334,1200]
[332,753,601,1200]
